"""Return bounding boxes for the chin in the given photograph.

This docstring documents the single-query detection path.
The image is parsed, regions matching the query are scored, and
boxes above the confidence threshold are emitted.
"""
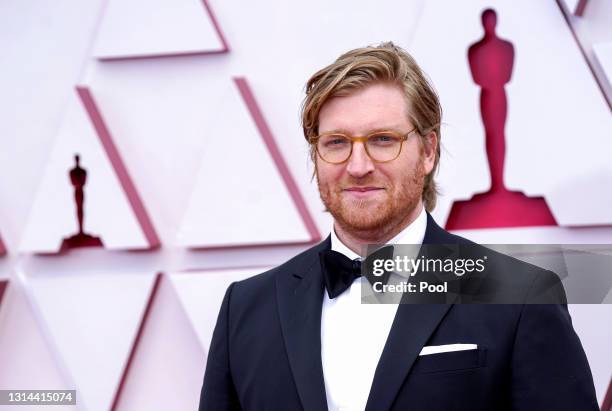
[334,203,393,232]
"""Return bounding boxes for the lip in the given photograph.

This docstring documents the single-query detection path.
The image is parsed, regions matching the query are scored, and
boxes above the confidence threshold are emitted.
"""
[343,187,384,197]
[345,186,382,192]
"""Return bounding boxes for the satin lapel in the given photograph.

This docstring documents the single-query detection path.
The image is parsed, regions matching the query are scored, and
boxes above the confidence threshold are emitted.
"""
[365,213,458,411]
[276,237,330,411]
[423,212,454,244]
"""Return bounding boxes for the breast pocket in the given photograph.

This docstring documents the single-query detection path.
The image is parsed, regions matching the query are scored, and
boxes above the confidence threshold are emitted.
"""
[411,347,487,374]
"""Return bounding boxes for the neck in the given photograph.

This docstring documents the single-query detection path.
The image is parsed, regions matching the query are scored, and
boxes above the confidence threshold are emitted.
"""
[334,202,424,256]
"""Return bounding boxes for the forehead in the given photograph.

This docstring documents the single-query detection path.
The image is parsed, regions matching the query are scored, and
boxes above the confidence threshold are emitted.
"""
[318,82,411,134]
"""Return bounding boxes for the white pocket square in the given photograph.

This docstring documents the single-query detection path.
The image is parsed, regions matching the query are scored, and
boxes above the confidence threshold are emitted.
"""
[419,344,478,356]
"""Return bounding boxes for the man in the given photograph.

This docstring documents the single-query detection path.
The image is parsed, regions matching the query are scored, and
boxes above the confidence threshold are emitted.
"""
[199,42,598,410]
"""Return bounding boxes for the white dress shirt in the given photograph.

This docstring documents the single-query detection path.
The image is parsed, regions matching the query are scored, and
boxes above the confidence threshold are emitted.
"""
[321,206,427,411]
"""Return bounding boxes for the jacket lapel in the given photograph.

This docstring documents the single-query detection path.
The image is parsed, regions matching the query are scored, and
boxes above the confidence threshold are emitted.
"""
[276,237,330,411]
[364,303,453,411]
[365,213,458,411]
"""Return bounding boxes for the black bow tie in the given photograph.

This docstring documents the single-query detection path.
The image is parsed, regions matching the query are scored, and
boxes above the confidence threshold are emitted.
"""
[319,246,395,299]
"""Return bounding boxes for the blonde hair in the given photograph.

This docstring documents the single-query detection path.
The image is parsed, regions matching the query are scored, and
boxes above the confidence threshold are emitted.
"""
[301,42,442,211]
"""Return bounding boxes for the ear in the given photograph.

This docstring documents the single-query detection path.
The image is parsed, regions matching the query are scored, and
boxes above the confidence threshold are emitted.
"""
[421,131,438,175]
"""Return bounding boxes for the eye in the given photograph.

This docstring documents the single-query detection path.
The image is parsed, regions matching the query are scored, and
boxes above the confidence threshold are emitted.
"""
[321,135,350,148]
[369,133,401,145]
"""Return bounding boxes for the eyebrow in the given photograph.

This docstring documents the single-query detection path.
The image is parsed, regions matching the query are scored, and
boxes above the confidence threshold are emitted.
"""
[321,126,406,135]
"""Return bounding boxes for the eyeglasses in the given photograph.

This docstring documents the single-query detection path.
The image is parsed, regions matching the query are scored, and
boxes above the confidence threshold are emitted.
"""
[310,128,417,164]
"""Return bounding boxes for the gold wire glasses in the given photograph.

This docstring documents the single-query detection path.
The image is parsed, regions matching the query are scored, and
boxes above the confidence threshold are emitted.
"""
[310,128,417,164]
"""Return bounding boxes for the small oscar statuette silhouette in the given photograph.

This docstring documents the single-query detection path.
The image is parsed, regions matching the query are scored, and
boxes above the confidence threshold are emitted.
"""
[446,8,557,230]
[60,154,103,250]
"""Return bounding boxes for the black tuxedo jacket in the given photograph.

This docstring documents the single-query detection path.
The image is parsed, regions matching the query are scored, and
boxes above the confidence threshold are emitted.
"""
[199,214,598,410]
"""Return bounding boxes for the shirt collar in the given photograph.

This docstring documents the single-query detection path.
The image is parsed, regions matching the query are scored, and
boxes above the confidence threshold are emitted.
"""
[330,205,427,260]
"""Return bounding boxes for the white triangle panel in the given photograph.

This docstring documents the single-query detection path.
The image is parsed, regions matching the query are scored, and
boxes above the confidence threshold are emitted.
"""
[177,80,314,247]
[25,271,157,411]
[410,0,612,226]
[83,65,231,246]
[569,304,612,406]
[169,268,265,350]
[560,0,581,15]
[113,274,204,411]
[502,1,612,225]
[562,0,580,12]
[19,88,153,253]
[94,0,227,59]
[0,281,75,411]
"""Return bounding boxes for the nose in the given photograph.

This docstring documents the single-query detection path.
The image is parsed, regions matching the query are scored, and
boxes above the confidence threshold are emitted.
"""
[346,142,375,178]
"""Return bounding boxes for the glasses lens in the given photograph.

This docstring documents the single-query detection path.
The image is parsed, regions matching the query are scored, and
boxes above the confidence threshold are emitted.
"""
[366,132,403,162]
[318,134,352,163]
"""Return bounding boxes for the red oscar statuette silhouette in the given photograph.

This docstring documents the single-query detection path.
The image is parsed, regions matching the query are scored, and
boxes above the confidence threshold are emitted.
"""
[445,8,557,230]
[60,154,103,250]
[0,280,7,306]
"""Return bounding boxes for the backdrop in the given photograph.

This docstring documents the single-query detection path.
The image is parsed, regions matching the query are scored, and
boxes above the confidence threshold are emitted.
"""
[0,0,611,410]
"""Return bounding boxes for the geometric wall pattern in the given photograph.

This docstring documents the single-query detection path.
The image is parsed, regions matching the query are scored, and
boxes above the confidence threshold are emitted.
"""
[18,88,158,254]
[410,0,612,228]
[1,1,610,410]
[0,278,76,411]
[594,42,612,93]
[112,274,204,411]
[560,0,589,16]
[25,271,157,411]
[114,269,260,410]
[94,0,229,59]
[177,77,320,248]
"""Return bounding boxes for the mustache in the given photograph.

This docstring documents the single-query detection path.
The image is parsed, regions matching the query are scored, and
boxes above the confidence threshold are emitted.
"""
[338,178,387,190]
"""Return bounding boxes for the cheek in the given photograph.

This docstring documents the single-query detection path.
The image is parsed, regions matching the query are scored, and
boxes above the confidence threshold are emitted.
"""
[409,142,429,171]
[385,152,422,181]
[316,161,344,184]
